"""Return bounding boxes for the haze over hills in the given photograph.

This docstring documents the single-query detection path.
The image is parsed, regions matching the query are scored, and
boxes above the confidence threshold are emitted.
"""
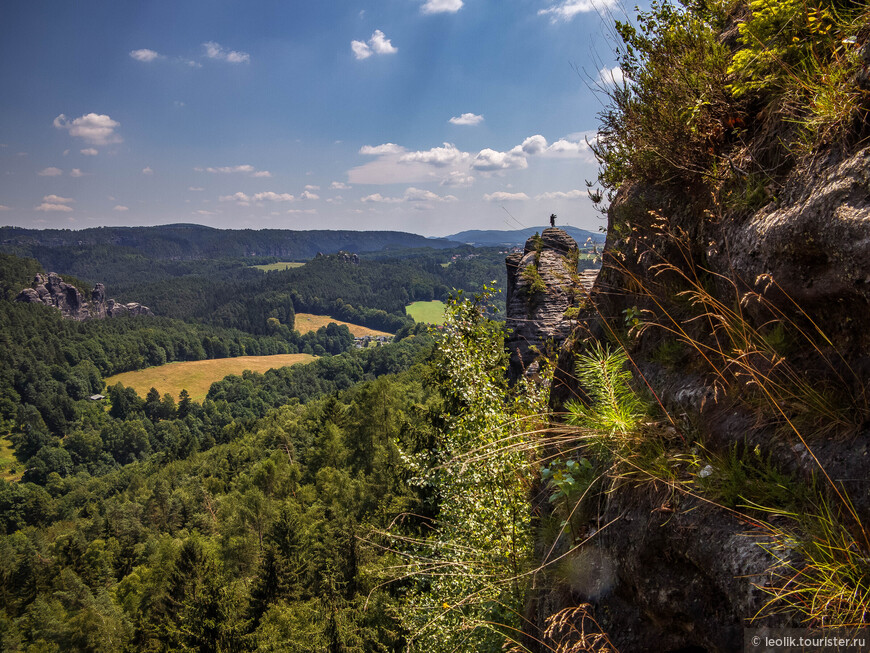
[444,225,605,247]
[0,224,462,261]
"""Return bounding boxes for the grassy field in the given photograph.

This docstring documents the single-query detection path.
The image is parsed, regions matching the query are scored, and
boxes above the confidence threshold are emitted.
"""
[105,354,316,402]
[294,313,393,337]
[250,261,306,272]
[406,300,446,325]
[0,436,22,482]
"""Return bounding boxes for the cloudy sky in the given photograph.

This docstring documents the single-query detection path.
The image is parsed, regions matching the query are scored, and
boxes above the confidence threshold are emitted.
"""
[0,0,626,237]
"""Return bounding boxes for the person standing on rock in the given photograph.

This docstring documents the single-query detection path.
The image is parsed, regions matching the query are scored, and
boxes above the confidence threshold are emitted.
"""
[549,213,556,227]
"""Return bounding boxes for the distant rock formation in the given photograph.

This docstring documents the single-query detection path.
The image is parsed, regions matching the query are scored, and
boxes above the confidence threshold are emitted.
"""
[505,227,595,379]
[15,272,152,321]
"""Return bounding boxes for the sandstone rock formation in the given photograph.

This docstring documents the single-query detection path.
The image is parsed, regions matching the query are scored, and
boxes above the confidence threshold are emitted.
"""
[505,227,596,380]
[15,273,152,320]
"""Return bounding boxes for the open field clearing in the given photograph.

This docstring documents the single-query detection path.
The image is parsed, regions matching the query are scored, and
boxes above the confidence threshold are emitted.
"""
[294,313,393,337]
[406,300,446,325]
[0,436,22,482]
[105,354,316,401]
[250,261,306,271]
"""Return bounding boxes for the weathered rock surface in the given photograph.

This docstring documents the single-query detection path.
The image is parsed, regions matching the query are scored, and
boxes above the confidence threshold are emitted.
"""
[505,228,593,379]
[15,273,152,320]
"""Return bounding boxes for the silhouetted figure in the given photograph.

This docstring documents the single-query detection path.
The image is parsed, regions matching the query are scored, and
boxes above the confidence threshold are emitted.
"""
[549,213,556,227]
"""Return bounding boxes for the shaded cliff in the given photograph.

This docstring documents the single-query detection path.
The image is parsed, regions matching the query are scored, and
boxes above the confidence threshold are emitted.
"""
[514,1,870,650]
[16,273,152,320]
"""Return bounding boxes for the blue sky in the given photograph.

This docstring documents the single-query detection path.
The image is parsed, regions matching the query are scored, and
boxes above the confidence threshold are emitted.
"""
[0,0,626,237]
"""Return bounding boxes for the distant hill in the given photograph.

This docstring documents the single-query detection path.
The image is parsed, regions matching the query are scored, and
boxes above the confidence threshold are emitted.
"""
[0,224,462,261]
[443,226,605,247]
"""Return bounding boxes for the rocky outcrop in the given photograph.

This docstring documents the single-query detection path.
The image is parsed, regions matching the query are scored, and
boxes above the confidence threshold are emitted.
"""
[15,273,152,320]
[505,228,596,379]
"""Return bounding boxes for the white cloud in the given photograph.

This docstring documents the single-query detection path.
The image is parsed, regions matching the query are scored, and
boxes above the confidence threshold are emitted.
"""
[331,181,351,190]
[472,147,528,171]
[304,184,320,191]
[449,112,484,126]
[36,194,74,212]
[483,191,530,201]
[70,168,84,177]
[203,41,250,63]
[369,30,397,55]
[253,191,295,202]
[521,134,548,155]
[130,48,160,62]
[286,209,317,215]
[35,203,73,212]
[219,192,251,205]
[142,166,154,175]
[598,65,625,86]
[38,167,63,176]
[400,142,468,167]
[360,143,405,155]
[198,164,270,177]
[351,40,372,60]
[360,193,399,204]
[441,171,475,187]
[352,30,397,60]
[538,0,613,22]
[54,113,122,146]
[80,148,98,156]
[536,189,586,200]
[421,0,463,13]
[0,205,10,211]
[113,205,129,211]
[360,188,456,204]
[299,190,319,200]
[195,209,218,216]
[43,194,74,204]
[404,187,457,202]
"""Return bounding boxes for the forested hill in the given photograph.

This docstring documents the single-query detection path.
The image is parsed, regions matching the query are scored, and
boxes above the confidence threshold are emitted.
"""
[0,224,461,261]
[445,225,604,247]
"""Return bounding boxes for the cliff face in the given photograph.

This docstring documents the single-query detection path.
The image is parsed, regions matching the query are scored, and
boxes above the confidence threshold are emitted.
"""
[16,273,152,320]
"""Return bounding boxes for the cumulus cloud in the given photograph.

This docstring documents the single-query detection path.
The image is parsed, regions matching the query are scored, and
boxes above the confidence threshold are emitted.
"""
[536,189,586,200]
[352,30,397,60]
[142,166,154,175]
[400,142,468,167]
[203,41,250,63]
[421,0,463,12]
[130,48,160,62]
[80,148,98,156]
[251,170,272,178]
[35,195,74,212]
[360,143,405,155]
[38,167,63,176]
[361,188,456,203]
[43,194,74,204]
[54,113,122,146]
[521,135,548,155]
[441,171,475,187]
[304,184,320,191]
[253,192,295,202]
[472,147,528,171]
[351,40,372,60]
[598,65,625,86]
[299,190,319,200]
[449,112,484,126]
[483,191,530,201]
[219,192,251,205]
[113,205,129,211]
[330,181,351,190]
[70,168,84,177]
[538,0,613,22]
